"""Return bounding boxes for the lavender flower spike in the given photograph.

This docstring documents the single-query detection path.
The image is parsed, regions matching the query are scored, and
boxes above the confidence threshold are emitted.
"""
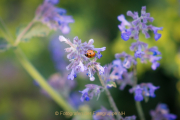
[59,36,106,80]
[129,83,159,101]
[141,46,162,70]
[115,52,137,68]
[79,84,103,102]
[118,6,163,41]
[35,0,74,34]
[150,103,177,120]
[130,41,148,58]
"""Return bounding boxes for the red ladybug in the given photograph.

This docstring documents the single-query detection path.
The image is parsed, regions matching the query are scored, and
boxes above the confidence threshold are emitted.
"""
[85,50,96,58]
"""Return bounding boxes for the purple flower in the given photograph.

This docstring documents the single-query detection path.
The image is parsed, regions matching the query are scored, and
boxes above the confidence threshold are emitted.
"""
[67,92,83,109]
[45,0,59,4]
[130,41,148,58]
[115,52,136,68]
[35,0,74,34]
[121,115,136,120]
[49,35,68,71]
[141,46,162,70]
[41,73,76,97]
[79,84,102,102]
[129,83,159,101]
[117,15,131,41]
[147,83,160,97]
[116,72,134,90]
[148,25,163,41]
[99,64,117,88]
[59,36,105,80]
[118,6,163,41]
[112,59,127,79]
[93,107,116,120]
[150,103,177,120]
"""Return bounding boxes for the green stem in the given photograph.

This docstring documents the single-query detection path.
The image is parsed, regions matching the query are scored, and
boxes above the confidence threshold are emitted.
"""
[135,102,145,120]
[14,48,75,112]
[133,60,145,120]
[97,72,122,120]
[14,19,36,46]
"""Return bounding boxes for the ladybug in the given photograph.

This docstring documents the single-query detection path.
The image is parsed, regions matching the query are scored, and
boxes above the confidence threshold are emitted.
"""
[85,50,96,58]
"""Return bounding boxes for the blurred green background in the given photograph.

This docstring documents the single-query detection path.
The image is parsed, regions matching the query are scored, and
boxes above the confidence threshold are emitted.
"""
[0,0,180,120]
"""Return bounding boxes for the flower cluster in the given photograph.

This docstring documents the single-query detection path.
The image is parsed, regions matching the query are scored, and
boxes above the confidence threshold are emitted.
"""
[35,0,74,34]
[118,6,163,41]
[129,83,159,101]
[59,36,106,81]
[130,41,162,70]
[150,103,177,120]
[79,84,103,102]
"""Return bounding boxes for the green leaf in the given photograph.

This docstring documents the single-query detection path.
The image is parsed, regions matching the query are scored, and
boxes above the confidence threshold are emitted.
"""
[0,37,11,52]
[106,81,117,88]
[16,22,51,42]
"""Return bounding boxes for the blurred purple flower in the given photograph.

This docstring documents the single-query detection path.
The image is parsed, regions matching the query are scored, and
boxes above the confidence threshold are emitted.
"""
[142,46,162,70]
[129,83,159,101]
[49,36,67,71]
[150,103,177,120]
[116,72,134,90]
[35,0,74,34]
[121,115,136,120]
[59,36,106,81]
[79,84,102,102]
[93,107,116,120]
[112,59,127,79]
[68,92,83,109]
[41,73,76,97]
[118,6,163,41]
[130,41,148,58]
[115,52,136,68]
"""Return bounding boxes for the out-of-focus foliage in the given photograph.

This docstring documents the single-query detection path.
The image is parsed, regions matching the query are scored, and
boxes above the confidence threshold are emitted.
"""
[0,0,179,120]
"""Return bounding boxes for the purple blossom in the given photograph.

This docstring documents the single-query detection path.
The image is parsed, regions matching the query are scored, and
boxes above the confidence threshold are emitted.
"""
[117,15,131,41]
[41,73,76,97]
[49,35,67,71]
[118,6,163,41]
[116,72,134,90]
[129,83,159,101]
[67,92,83,109]
[79,84,102,102]
[115,52,136,68]
[130,41,148,58]
[99,64,117,88]
[142,46,162,70]
[112,59,127,79]
[35,0,74,34]
[150,103,177,120]
[59,36,105,80]
[121,115,136,120]
[93,107,116,120]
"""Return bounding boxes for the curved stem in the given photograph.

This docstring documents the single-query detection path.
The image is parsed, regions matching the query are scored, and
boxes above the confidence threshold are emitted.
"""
[14,19,36,46]
[14,48,76,112]
[97,72,122,120]
[133,61,145,120]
